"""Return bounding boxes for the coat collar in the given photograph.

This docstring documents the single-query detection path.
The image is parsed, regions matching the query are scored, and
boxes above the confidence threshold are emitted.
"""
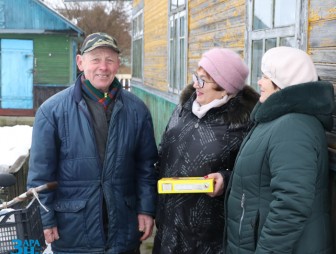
[179,84,259,127]
[73,74,122,105]
[251,81,334,130]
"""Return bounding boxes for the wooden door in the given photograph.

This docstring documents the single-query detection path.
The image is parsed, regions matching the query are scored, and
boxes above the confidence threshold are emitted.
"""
[1,39,33,109]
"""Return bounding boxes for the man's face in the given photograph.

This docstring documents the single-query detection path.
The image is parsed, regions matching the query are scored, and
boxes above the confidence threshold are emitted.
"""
[76,47,120,92]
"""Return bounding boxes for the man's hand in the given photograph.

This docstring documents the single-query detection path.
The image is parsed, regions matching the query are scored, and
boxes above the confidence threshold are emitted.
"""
[205,173,224,197]
[138,214,154,241]
[44,227,60,243]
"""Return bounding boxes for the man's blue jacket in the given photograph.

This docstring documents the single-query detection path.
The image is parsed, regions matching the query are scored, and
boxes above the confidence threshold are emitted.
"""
[28,76,158,253]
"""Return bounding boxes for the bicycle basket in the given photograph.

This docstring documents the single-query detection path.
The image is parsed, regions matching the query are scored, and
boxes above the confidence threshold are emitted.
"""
[0,200,46,254]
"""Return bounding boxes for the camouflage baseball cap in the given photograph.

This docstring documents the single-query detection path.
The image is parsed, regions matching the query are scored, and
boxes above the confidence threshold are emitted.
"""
[80,32,121,54]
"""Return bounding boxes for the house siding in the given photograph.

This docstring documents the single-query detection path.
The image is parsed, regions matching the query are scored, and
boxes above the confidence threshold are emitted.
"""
[0,0,83,113]
[0,34,75,86]
[132,0,248,143]
[132,0,336,143]
[0,34,76,109]
[132,86,176,145]
[33,35,74,85]
[188,0,246,83]
[1,0,76,31]
[143,0,168,91]
[308,1,336,248]
[308,0,336,84]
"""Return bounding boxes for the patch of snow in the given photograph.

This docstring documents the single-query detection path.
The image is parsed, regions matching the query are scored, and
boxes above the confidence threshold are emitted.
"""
[0,125,33,173]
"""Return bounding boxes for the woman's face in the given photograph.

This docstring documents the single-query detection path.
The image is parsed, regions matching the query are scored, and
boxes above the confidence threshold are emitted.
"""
[258,75,280,103]
[193,68,227,106]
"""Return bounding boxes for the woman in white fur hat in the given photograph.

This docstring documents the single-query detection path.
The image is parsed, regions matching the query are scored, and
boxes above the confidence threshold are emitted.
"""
[224,46,334,253]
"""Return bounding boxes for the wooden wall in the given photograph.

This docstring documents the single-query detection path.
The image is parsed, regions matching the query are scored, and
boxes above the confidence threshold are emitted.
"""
[188,0,246,81]
[1,0,76,31]
[33,35,75,85]
[0,34,75,85]
[132,0,248,142]
[308,0,336,248]
[308,0,336,85]
[140,0,247,92]
[142,0,168,91]
[131,86,176,145]
[0,34,76,111]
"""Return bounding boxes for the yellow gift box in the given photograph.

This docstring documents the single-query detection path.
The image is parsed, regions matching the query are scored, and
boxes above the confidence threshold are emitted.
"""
[158,177,214,194]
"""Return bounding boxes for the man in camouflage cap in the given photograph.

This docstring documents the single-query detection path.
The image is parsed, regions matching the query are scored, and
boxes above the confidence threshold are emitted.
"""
[28,32,158,254]
[80,32,121,54]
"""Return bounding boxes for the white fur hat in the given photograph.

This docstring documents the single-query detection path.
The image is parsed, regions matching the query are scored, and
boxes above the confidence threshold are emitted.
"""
[261,46,318,89]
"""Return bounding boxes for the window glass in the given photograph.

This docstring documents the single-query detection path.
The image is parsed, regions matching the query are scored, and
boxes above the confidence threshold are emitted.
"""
[275,0,296,27]
[170,39,177,90]
[251,40,263,91]
[132,38,142,78]
[265,38,276,51]
[180,15,185,36]
[179,38,185,87]
[253,0,272,30]
[132,19,136,36]
[171,0,186,9]
[249,0,301,89]
[280,36,295,47]
[171,0,178,10]
[132,12,143,79]
[179,0,186,6]
[169,3,186,93]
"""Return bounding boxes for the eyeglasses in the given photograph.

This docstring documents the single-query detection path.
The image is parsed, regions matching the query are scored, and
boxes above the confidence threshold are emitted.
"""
[192,73,215,88]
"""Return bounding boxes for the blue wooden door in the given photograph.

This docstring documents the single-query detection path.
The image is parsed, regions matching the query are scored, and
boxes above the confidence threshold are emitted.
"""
[1,39,34,109]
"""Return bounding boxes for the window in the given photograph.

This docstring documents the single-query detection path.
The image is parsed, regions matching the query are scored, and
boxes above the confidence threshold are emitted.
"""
[247,0,306,91]
[132,10,143,79]
[169,0,187,94]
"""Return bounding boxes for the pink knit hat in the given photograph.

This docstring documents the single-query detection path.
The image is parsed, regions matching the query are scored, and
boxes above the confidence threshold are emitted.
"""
[261,46,318,89]
[198,48,249,94]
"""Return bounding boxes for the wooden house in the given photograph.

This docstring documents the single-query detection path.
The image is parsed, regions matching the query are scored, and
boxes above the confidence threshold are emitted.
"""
[130,0,336,246]
[0,0,84,116]
[131,0,336,142]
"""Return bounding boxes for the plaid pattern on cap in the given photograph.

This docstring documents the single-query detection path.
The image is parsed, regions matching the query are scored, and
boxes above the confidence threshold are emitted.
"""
[80,32,121,54]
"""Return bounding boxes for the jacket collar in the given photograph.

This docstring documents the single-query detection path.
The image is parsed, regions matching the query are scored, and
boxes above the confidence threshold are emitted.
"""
[74,74,83,104]
[179,84,259,127]
[251,81,334,130]
[73,73,122,105]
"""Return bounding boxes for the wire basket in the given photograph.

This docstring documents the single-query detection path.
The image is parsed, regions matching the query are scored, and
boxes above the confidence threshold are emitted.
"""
[0,200,46,254]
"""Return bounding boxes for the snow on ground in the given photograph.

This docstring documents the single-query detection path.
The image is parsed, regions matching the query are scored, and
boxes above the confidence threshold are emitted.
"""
[0,125,53,252]
[0,125,32,173]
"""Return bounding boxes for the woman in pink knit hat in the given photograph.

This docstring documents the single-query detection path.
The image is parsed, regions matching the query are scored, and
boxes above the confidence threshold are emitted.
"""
[153,48,259,254]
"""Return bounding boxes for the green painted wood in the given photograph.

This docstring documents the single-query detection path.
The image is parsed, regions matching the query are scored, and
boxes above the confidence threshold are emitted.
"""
[132,86,176,145]
[33,35,72,84]
[0,34,75,85]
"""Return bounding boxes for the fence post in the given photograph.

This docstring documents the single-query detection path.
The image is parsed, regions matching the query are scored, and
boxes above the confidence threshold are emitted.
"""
[116,74,131,91]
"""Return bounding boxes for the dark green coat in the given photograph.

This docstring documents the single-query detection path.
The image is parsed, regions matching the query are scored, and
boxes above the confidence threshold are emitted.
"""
[224,81,334,254]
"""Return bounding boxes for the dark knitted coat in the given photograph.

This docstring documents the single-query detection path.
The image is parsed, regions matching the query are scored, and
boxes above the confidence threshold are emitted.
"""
[153,85,259,254]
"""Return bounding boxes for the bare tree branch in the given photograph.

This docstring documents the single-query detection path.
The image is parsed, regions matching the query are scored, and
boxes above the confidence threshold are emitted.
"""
[57,1,131,73]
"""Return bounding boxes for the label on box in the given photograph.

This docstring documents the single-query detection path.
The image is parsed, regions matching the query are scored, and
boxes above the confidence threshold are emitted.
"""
[158,177,214,194]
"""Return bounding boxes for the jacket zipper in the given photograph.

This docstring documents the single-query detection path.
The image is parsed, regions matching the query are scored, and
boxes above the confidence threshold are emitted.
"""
[239,193,245,236]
